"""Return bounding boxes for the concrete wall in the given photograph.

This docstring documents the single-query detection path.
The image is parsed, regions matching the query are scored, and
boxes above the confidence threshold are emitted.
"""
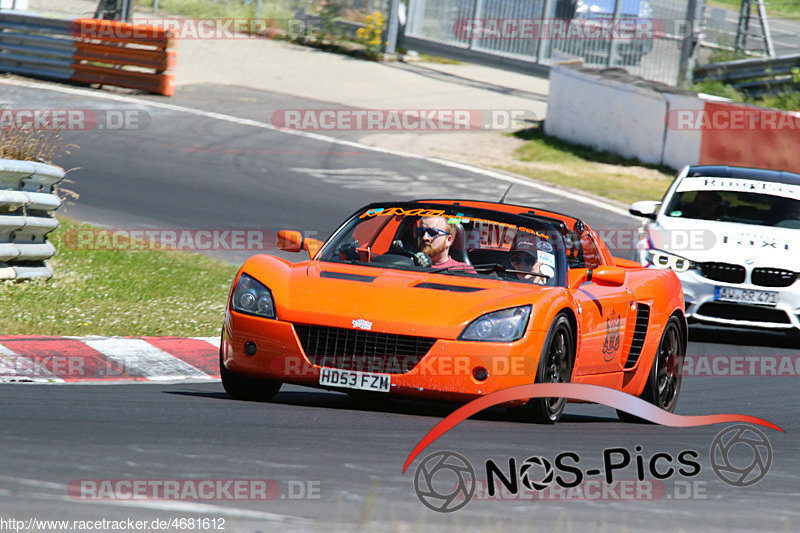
[545,66,668,166]
[662,93,703,170]
[546,64,800,173]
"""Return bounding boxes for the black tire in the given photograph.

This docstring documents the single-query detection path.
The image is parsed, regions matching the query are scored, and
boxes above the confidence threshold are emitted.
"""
[509,313,575,424]
[617,316,685,423]
[220,349,281,402]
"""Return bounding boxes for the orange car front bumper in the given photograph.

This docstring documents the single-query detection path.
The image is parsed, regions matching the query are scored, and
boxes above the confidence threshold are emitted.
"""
[222,311,550,403]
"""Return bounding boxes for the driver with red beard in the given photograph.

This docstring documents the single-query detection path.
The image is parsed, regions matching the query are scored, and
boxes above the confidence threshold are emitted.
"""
[415,216,473,271]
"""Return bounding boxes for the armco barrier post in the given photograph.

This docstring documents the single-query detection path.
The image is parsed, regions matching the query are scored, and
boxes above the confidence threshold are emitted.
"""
[0,159,65,280]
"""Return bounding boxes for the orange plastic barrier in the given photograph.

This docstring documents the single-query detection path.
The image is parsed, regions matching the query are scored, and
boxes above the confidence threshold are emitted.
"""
[71,18,176,96]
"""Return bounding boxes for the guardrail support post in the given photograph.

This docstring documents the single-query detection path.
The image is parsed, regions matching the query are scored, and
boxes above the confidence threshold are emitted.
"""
[384,0,400,54]
[536,0,555,63]
[469,0,484,50]
[677,0,702,87]
[605,0,624,67]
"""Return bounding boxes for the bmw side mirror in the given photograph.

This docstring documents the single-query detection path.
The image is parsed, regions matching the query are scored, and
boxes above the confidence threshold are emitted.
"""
[629,200,660,220]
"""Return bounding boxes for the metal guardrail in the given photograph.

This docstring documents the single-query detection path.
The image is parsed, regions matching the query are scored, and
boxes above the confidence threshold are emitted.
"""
[693,53,800,97]
[0,158,64,280]
[0,11,176,95]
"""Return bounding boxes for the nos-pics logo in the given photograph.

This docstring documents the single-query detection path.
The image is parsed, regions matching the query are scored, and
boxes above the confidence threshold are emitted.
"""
[412,425,772,512]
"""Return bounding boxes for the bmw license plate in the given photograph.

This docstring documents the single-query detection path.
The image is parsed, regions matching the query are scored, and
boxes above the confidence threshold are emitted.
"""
[714,286,778,306]
[319,367,391,393]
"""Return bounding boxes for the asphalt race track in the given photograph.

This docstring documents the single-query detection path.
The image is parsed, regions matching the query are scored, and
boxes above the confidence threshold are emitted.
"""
[1,80,798,531]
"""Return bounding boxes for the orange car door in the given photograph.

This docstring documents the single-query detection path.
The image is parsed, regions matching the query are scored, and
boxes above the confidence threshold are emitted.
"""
[571,278,635,376]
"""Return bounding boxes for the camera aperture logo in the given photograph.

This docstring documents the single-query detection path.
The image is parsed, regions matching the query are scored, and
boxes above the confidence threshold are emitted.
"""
[710,424,772,487]
[411,425,773,512]
[413,451,476,513]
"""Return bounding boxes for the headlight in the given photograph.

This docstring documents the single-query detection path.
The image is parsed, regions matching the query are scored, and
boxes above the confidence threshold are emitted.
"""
[232,273,276,318]
[641,249,695,273]
[459,306,531,342]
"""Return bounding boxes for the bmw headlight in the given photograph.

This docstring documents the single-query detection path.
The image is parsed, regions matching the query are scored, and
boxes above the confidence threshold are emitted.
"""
[232,273,276,318]
[459,306,531,342]
[641,249,695,273]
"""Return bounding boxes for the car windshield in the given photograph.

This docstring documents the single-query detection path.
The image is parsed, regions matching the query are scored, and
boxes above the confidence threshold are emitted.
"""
[317,204,565,286]
[664,178,800,228]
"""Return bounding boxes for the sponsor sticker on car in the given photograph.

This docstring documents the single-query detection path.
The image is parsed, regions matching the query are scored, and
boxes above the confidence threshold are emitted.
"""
[714,286,778,306]
[319,367,391,392]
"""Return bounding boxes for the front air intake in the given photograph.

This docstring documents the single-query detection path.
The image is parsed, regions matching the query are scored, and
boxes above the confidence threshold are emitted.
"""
[294,324,437,374]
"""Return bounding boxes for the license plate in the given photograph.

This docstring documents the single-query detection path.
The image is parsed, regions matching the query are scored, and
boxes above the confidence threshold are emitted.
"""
[714,286,778,306]
[319,367,391,393]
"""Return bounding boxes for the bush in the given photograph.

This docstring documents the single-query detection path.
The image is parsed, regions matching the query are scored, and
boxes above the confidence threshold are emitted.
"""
[356,11,385,60]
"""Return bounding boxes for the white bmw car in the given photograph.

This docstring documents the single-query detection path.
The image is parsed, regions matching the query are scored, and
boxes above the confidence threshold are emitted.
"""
[629,165,800,335]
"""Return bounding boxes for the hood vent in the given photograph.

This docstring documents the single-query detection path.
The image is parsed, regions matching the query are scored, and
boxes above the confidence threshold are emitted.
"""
[320,271,376,283]
[414,282,484,293]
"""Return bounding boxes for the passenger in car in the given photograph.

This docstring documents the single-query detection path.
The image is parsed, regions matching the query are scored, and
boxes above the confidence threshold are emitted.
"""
[506,234,552,285]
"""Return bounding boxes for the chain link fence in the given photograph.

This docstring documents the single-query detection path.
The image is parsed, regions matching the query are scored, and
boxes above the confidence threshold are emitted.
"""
[404,0,701,85]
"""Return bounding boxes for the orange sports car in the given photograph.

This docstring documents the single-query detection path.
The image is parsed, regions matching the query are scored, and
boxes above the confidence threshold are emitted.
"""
[220,200,686,423]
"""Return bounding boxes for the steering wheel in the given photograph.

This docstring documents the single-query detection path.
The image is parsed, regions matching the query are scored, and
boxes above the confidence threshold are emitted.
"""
[390,240,432,267]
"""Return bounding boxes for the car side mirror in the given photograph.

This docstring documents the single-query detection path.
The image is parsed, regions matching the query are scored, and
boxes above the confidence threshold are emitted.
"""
[304,238,324,259]
[629,200,660,220]
[277,230,324,259]
[277,230,303,252]
[568,266,626,289]
[593,266,626,286]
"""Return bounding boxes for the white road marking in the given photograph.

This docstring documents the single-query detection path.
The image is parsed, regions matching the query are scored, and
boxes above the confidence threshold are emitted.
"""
[4,487,303,522]
[0,78,635,218]
[74,338,208,380]
[191,337,219,347]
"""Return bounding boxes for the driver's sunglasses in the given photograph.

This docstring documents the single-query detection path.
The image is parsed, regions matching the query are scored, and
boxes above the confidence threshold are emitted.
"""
[414,227,450,239]
[510,253,535,267]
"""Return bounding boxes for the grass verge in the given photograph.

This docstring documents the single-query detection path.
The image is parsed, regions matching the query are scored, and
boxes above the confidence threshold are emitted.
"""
[495,124,673,205]
[706,0,800,19]
[0,217,237,336]
[137,0,290,21]
[692,79,800,111]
